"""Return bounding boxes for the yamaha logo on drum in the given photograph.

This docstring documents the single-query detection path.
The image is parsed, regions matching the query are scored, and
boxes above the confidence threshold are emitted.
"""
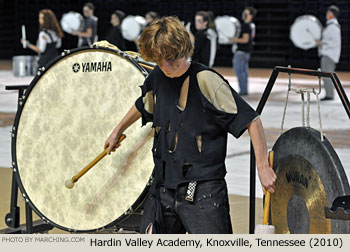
[72,63,80,73]
[72,62,112,73]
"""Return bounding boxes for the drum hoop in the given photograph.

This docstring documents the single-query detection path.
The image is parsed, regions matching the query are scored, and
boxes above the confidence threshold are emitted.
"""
[11,46,152,232]
[292,15,322,28]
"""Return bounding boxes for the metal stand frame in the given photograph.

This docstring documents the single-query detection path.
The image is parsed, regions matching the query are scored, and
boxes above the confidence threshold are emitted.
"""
[1,85,53,234]
[249,66,350,233]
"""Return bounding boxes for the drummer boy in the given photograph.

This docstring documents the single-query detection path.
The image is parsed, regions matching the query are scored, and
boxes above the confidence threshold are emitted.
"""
[104,16,276,234]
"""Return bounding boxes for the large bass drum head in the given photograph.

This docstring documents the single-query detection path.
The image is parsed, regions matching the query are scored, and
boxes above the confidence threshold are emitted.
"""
[271,127,350,234]
[60,12,83,34]
[290,15,322,50]
[13,47,154,232]
[215,16,241,44]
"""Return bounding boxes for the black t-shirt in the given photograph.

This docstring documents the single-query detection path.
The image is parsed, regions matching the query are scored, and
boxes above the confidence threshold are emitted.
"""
[80,16,98,46]
[237,22,255,53]
[105,26,126,51]
[135,62,258,188]
[192,30,211,66]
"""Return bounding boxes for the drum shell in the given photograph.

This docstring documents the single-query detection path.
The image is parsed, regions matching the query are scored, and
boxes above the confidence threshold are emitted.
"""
[12,56,38,77]
[12,46,154,232]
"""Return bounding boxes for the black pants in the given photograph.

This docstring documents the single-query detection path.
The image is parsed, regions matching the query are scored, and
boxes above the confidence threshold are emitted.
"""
[141,179,233,234]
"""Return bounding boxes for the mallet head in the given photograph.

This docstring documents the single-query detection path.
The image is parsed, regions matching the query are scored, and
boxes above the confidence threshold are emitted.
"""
[65,179,74,189]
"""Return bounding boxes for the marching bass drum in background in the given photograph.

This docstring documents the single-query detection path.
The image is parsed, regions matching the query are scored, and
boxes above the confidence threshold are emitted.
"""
[214,15,240,45]
[290,15,322,50]
[60,11,83,34]
[121,15,147,41]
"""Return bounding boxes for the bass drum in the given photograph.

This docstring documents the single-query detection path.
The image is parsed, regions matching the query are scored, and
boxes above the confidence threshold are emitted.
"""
[61,12,83,34]
[214,16,241,44]
[12,43,154,232]
[121,15,147,41]
[290,15,322,50]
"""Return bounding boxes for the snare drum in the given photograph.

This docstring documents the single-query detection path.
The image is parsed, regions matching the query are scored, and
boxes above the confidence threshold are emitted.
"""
[12,43,154,232]
[12,55,38,77]
[61,12,83,34]
[214,16,241,44]
[290,15,322,50]
[121,15,147,41]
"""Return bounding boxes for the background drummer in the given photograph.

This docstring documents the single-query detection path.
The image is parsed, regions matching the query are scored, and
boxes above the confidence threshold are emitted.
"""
[315,5,341,101]
[188,11,217,67]
[72,2,98,47]
[228,7,257,96]
[20,9,63,68]
[104,16,276,234]
[105,10,126,51]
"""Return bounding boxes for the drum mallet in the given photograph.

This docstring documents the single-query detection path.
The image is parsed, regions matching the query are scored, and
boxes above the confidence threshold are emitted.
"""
[65,134,126,189]
[255,151,276,234]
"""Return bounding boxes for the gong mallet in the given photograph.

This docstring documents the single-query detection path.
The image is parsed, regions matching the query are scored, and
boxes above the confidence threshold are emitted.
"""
[65,134,126,189]
[255,151,276,234]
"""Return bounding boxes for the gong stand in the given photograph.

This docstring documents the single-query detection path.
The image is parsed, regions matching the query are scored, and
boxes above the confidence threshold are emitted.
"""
[249,66,350,233]
[2,85,53,234]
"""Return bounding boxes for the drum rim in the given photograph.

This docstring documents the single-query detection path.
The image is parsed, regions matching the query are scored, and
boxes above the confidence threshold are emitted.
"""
[292,15,322,27]
[11,46,151,233]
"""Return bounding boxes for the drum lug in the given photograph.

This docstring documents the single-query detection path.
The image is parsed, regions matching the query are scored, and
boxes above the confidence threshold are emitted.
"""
[147,175,154,186]
[37,68,44,76]
[62,49,71,56]
[116,227,124,233]
[124,207,134,215]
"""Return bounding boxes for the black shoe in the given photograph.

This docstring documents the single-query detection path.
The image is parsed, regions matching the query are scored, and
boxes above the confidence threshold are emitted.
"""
[239,92,248,96]
[321,97,334,101]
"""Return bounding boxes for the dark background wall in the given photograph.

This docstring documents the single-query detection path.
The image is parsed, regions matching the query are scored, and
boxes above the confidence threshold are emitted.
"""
[0,0,349,70]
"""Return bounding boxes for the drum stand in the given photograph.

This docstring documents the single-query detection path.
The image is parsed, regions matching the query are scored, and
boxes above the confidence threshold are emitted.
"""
[249,66,350,233]
[1,85,53,234]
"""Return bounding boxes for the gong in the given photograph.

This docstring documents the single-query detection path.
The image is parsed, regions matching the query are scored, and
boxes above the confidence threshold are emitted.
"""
[271,127,350,234]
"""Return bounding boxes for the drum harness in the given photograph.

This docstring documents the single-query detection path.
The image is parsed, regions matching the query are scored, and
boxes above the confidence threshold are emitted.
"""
[280,66,325,142]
